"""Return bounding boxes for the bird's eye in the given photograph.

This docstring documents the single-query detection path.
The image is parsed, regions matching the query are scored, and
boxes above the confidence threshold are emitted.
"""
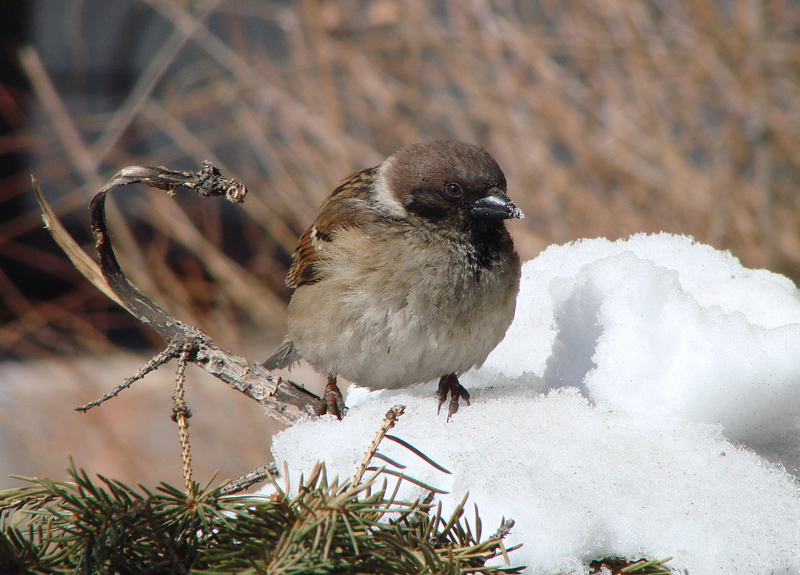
[444,182,463,198]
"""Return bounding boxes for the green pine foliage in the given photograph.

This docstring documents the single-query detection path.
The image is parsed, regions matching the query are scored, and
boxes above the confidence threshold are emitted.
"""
[0,462,522,574]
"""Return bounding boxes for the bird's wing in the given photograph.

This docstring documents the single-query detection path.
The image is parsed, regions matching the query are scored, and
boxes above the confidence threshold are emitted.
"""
[285,167,379,288]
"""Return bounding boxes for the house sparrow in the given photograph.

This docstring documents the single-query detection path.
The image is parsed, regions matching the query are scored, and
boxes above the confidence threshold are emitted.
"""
[264,140,522,419]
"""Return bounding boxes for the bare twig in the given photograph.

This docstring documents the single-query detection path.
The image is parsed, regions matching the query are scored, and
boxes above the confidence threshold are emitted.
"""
[491,518,516,540]
[352,405,405,485]
[35,163,322,425]
[219,463,279,496]
[173,342,194,496]
[75,339,181,412]
[490,518,516,566]
[32,177,123,308]
[87,162,244,341]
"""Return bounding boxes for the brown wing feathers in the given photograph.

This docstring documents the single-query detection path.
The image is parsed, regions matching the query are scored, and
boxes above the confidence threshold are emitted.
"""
[285,167,378,288]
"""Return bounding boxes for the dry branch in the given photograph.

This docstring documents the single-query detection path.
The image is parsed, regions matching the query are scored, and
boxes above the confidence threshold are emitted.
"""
[33,162,321,425]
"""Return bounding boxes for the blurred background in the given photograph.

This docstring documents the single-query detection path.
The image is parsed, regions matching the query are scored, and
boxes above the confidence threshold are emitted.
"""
[1,0,799,489]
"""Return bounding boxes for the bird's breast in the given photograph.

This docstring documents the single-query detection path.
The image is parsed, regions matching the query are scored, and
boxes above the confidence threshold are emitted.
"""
[287,225,520,388]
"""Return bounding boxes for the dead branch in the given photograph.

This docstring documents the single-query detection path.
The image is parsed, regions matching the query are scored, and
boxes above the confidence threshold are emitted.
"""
[219,463,279,496]
[33,162,321,425]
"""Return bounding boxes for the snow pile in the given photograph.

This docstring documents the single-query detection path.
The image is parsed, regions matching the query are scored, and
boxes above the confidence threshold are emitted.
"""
[270,233,800,574]
[483,233,800,445]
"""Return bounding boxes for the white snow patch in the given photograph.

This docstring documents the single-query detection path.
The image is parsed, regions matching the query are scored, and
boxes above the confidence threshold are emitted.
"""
[271,234,800,574]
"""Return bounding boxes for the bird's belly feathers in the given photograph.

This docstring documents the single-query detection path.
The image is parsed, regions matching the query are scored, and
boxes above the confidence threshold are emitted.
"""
[287,228,519,388]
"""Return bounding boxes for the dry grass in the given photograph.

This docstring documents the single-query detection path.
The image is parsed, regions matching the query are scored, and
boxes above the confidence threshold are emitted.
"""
[3,0,800,358]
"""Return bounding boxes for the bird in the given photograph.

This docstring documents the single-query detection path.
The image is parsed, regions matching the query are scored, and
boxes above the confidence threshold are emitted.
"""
[264,140,523,419]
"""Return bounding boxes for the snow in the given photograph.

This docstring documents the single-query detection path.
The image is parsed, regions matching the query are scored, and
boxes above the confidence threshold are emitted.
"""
[270,233,800,574]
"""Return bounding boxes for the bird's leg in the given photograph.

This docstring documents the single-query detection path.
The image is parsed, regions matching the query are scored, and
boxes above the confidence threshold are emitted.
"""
[316,374,345,419]
[436,373,471,419]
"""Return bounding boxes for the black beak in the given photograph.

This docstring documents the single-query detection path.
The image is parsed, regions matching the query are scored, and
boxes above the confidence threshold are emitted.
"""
[472,188,524,220]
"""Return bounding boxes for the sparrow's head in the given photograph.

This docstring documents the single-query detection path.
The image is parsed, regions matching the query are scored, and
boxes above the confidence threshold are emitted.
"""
[376,140,523,228]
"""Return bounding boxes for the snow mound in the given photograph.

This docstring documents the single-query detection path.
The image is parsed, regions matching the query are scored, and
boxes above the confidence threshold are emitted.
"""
[271,233,800,574]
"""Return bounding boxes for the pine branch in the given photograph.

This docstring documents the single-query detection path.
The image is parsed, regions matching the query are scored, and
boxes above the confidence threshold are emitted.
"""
[0,464,524,574]
[0,408,524,574]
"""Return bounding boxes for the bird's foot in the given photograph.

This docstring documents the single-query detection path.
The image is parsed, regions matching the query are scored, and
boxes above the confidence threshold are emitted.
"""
[436,373,470,420]
[316,375,345,419]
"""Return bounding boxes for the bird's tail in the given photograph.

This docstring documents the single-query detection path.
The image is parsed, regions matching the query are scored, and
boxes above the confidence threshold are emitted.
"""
[263,337,302,370]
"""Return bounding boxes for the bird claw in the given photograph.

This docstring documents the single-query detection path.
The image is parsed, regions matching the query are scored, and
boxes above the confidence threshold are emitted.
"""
[436,373,471,420]
[316,375,345,419]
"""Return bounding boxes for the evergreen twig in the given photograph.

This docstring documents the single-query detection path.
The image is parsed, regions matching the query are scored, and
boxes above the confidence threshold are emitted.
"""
[0,462,524,574]
[0,406,524,574]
